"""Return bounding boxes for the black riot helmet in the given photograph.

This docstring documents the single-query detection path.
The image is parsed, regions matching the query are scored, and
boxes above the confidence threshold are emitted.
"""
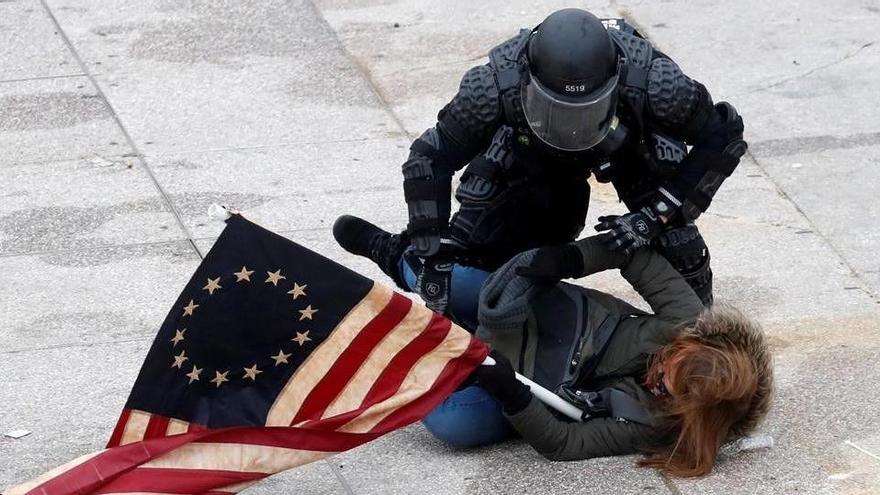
[522,9,620,151]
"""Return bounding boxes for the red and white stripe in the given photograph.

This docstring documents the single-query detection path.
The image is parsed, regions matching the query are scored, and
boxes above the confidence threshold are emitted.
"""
[5,283,487,495]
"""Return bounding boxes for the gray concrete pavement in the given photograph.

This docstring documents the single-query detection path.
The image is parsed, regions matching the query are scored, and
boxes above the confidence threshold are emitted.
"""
[2,0,879,493]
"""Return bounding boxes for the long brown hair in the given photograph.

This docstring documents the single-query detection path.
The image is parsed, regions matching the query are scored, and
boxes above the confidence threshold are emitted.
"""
[640,304,773,478]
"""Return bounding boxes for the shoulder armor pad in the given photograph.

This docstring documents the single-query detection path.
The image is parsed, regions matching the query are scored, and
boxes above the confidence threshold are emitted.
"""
[608,29,653,69]
[439,65,501,146]
[646,57,706,127]
[488,29,531,72]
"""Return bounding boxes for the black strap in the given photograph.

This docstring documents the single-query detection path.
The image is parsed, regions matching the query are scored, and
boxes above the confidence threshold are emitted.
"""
[689,147,740,177]
[463,157,499,182]
[574,314,621,384]
[602,388,654,425]
[406,217,441,236]
[556,386,654,425]
[410,139,438,159]
[495,67,521,91]
[409,137,463,175]
[437,114,471,148]
[714,155,739,176]
[403,178,449,202]
[621,65,649,90]
[685,188,713,213]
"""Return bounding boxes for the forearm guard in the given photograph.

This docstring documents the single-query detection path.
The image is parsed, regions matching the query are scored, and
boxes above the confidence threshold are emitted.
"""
[403,64,501,255]
[678,102,747,221]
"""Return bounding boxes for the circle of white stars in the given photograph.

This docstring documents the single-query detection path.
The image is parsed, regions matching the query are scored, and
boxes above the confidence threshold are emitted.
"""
[169,266,317,388]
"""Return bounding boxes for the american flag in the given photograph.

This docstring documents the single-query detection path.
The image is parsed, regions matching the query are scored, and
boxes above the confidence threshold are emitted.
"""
[6,214,487,494]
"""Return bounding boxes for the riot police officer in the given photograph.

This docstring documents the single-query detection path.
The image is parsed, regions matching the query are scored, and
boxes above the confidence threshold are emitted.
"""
[334,8,747,313]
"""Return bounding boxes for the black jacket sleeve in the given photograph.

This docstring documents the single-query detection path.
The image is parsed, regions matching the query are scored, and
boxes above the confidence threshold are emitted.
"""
[403,64,501,255]
[645,57,747,221]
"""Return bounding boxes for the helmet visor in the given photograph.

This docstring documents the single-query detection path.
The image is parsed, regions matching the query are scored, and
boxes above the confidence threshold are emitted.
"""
[522,73,619,151]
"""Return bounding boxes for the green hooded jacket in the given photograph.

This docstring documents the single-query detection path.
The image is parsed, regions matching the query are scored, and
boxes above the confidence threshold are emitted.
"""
[476,236,704,461]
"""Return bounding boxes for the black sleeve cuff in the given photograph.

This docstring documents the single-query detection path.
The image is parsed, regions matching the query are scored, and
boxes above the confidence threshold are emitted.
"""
[501,383,533,415]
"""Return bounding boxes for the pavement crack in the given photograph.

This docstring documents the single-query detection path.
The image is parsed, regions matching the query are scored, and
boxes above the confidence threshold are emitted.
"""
[304,0,416,141]
[659,473,684,495]
[142,136,397,158]
[2,336,152,355]
[324,459,356,495]
[844,440,880,462]
[700,210,812,233]
[744,41,877,95]
[37,0,196,249]
[377,54,486,77]
[745,150,880,303]
[0,73,89,85]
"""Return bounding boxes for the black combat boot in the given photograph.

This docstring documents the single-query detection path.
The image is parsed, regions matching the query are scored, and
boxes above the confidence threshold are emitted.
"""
[333,215,409,289]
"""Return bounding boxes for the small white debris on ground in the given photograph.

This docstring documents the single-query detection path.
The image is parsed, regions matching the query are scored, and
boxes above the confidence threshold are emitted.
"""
[719,434,775,458]
[4,429,32,439]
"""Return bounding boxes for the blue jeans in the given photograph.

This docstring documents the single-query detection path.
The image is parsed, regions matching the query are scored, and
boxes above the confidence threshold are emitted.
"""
[398,257,511,447]
[421,385,513,448]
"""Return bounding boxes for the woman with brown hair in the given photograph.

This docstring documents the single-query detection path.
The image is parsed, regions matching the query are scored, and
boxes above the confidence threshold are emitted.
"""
[426,233,773,478]
[637,306,774,476]
[332,214,772,476]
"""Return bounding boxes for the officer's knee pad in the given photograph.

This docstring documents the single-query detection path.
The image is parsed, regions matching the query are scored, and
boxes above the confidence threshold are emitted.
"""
[655,225,714,306]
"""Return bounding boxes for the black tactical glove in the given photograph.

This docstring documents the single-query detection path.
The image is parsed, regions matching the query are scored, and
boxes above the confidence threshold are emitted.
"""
[515,244,585,282]
[475,351,532,414]
[408,242,465,315]
[594,207,664,255]
[414,256,453,315]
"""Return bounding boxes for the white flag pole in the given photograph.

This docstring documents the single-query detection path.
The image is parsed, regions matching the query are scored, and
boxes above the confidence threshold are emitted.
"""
[482,355,584,422]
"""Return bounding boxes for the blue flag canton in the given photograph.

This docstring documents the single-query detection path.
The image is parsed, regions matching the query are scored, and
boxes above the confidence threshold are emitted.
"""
[127,216,373,427]
[166,265,319,390]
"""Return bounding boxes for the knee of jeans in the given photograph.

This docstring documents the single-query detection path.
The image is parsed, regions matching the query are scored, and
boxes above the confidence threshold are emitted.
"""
[423,413,489,448]
[421,390,510,448]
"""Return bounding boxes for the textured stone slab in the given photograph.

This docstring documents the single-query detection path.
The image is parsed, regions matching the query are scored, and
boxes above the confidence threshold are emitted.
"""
[0,340,151,490]
[332,423,670,494]
[579,154,875,324]
[314,0,614,135]
[0,76,133,166]
[754,145,880,296]
[0,156,185,255]
[0,340,348,493]
[613,0,880,143]
[146,138,410,240]
[44,0,400,153]
[0,0,80,81]
[91,62,396,154]
[45,0,338,73]
[0,242,199,352]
